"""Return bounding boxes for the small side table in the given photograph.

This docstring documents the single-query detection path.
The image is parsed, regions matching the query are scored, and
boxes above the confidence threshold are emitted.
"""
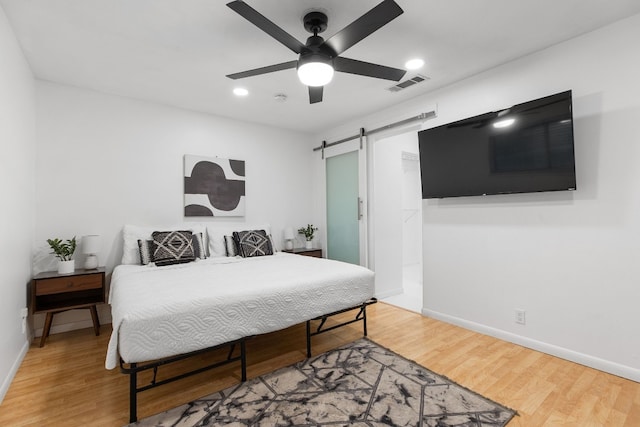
[283,247,323,258]
[31,267,106,347]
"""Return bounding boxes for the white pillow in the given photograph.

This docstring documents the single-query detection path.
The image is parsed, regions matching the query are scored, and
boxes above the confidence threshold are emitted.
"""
[206,223,271,257]
[121,223,208,265]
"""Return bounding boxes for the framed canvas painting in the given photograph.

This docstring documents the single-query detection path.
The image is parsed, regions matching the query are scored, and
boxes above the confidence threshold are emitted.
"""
[184,155,246,217]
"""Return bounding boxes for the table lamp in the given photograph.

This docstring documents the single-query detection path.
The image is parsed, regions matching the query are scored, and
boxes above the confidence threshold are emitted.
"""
[82,235,101,269]
[283,227,295,250]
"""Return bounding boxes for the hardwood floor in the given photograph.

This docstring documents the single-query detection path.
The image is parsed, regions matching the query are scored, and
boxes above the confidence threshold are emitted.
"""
[1,302,638,426]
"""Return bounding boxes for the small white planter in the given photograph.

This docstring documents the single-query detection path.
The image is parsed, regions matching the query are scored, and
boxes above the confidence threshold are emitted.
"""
[305,240,313,249]
[57,260,75,274]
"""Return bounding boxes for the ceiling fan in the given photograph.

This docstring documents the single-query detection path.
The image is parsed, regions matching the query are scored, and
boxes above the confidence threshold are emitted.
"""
[226,0,408,104]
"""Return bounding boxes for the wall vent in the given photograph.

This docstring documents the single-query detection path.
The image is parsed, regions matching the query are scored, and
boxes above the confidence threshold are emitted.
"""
[387,74,430,92]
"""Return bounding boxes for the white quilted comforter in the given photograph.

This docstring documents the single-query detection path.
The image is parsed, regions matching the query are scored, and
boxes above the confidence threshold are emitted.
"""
[106,252,374,369]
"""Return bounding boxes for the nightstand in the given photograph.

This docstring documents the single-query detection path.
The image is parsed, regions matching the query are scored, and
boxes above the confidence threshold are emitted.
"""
[31,267,106,347]
[283,247,323,258]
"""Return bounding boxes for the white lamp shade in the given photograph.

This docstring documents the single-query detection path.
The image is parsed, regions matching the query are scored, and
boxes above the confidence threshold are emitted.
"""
[82,235,101,254]
[297,62,334,87]
[283,227,295,240]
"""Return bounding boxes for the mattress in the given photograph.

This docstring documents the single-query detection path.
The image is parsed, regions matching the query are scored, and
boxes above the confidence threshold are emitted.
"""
[106,252,374,369]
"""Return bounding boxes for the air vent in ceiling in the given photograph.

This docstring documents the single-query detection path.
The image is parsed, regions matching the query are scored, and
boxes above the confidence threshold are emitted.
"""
[387,74,430,92]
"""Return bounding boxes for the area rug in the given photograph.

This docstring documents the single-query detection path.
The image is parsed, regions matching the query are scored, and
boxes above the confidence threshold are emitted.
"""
[129,338,516,426]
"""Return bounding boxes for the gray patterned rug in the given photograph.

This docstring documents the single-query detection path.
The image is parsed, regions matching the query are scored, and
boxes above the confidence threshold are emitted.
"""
[129,338,516,426]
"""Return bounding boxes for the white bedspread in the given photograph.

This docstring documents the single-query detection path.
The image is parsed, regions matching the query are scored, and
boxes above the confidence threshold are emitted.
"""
[106,252,374,369]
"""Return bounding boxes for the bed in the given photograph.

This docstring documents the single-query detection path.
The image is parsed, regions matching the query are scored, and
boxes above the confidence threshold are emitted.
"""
[107,224,375,422]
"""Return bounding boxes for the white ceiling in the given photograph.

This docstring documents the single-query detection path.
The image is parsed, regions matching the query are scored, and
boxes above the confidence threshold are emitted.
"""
[3,0,640,133]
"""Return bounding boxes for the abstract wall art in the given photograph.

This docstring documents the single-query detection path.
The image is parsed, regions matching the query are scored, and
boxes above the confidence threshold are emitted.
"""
[184,155,246,217]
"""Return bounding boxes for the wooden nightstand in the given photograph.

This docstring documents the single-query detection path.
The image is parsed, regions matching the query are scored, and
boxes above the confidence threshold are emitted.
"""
[31,267,106,347]
[284,248,323,258]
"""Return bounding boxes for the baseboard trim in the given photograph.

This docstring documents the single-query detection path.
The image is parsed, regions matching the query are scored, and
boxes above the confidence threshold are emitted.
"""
[375,288,404,300]
[34,319,96,338]
[0,339,29,404]
[33,309,112,337]
[422,308,640,383]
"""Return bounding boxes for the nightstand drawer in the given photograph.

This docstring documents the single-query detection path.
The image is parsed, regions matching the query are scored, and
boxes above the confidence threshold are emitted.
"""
[302,250,322,258]
[35,275,103,295]
[283,248,323,258]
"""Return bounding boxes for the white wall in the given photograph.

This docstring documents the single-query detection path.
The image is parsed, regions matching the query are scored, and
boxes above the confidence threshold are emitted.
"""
[34,81,316,334]
[317,13,640,381]
[0,5,36,402]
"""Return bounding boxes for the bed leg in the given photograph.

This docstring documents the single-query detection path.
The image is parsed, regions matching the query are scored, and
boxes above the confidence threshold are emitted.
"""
[129,363,137,423]
[306,320,312,358]
[363,302,368,337]
[240,340,247,382]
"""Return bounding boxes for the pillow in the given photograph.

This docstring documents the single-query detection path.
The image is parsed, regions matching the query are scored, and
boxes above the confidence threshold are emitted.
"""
[137,239,154,265]
[138,232,204,266]
[151,230,196,266]
[268,234,278,253]
[224,235,238,257]
[123,225,154,265]
[233,230,274,258]
[207,224,271,257]
[122,224,208,264]
[192,232,207,260]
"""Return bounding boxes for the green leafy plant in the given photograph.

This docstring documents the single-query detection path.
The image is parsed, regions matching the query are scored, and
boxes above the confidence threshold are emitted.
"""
[297,224,318,241]
[47,237,77,261]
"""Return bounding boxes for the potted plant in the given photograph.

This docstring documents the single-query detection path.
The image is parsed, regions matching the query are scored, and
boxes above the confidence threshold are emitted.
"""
[47,237,77,274]
[298,224,318,249]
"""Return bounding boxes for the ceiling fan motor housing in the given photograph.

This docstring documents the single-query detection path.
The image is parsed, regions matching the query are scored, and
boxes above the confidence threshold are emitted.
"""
[303,11,328,34]
[302,11,336,59]
[297,51,333,70]
[299,12,336,73]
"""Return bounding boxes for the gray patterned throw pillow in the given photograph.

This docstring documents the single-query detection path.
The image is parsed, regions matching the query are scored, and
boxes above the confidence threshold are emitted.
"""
[139,232,204,265]
[152,230,196,266]
[233,230,273,258]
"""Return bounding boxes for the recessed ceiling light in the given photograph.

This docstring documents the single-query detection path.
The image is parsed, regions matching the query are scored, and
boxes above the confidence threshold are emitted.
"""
[233,87,249,97]
[405,58,424,70]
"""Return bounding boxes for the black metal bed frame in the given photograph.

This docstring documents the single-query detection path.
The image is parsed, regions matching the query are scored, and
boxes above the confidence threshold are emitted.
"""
[305,297,378,357]
[121,297,377,423]
[120,339,246,423]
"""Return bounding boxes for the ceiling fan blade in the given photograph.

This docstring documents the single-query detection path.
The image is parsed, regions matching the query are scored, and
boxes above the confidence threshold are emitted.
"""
[324,0,403,56]
[227,1,305,54]
[309,86,323,104]
[334,57,406,81]
[226,60,298,80]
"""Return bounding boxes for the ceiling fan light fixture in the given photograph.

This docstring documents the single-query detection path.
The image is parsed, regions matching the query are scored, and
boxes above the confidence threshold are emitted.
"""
[297,53,334,87]
[298,62,334,87]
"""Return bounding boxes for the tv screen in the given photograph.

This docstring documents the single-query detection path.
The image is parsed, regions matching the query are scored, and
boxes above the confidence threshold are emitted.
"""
[418,90,576,199]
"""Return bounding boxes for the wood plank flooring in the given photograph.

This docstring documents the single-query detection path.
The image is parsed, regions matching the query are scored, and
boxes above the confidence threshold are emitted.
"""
[0,302,638,426]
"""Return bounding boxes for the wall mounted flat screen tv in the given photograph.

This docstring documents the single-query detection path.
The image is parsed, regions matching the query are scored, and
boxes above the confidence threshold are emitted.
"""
[418,90,576,199]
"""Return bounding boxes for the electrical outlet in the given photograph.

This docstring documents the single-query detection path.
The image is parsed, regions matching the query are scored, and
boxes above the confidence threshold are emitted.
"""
[515,309,526,325]
[20,307,28,334]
